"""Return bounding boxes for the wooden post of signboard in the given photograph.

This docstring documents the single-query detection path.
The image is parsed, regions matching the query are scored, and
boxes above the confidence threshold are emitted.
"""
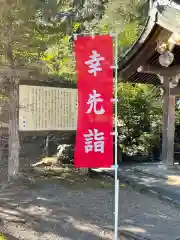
[45,135,49,157]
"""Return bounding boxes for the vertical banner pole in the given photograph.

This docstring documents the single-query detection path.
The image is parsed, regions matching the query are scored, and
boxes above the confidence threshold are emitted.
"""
[114,34,119,240]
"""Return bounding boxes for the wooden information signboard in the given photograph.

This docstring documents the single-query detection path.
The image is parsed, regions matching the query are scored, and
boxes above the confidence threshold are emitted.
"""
[19,84,77,131]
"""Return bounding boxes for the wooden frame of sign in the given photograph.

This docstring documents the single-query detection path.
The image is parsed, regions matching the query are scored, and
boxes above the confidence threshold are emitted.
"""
[19,80,77,137]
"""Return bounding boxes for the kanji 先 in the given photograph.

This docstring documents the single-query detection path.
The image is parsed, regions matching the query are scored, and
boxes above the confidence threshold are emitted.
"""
[85,50,105,76]
[86,89,105,115]
[83,129,104,153]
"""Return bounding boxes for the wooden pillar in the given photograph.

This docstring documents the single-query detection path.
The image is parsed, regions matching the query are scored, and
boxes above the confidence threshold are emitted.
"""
[161,76,176,166]
[137,65,178,167]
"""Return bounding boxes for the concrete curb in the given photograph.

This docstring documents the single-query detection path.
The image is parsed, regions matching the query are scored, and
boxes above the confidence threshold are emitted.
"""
[120,230,151,240]
[104,226,151,240]
[104,170,180,208]
[133,167,168,180]
[132,168,180,206]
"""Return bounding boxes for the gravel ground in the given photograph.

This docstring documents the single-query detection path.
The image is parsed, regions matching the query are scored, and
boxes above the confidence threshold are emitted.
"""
[0,177,179,240]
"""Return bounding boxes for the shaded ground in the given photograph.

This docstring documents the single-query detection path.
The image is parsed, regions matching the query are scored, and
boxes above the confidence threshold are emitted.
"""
[0,166,179,240]
[0,167,133,240]
[112,163,180,206]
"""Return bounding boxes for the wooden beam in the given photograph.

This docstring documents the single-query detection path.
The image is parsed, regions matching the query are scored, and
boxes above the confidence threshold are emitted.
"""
[170,86,180,96]
[137,64,180,75]
[20,79,77,89]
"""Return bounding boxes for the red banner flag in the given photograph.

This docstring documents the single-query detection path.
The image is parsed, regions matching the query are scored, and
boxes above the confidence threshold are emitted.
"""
[74,35,114,168]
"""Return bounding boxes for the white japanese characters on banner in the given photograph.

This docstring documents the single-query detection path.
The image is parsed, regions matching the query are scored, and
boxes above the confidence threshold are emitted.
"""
[85,50,105,76]
[86,90,105,115]
[84,129,105,154]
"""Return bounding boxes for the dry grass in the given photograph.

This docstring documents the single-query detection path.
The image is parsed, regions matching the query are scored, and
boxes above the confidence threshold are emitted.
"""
[26,157,129,190]
[31,165,115,189]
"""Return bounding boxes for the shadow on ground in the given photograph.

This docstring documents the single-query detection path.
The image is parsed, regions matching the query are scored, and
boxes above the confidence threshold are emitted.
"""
[0,170,120,240]
[0,167,179,240]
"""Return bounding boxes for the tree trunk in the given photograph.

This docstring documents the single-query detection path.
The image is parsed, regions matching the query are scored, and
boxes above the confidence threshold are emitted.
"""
[8,77,20,181]
[0,133,4,161]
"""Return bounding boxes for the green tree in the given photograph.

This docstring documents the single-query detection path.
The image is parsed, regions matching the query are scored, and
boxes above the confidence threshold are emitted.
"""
[42,0,160,163]
[43,0,158,161]
[0,0,80,180]
[41,0,107,80]
[118,83,162,156]
[42,0,148,79]
[87,0,148,53]
[42,35,76,81]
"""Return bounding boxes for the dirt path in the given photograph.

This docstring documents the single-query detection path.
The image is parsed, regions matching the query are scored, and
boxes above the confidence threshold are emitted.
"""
[0,171,179,240]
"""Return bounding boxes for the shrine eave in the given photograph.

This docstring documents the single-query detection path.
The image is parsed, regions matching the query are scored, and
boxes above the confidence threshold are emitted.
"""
[118,1,180,85]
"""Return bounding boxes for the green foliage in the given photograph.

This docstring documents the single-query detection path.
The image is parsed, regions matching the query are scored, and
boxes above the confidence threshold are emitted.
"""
[42,0,107,79]
[41,0,161,157]
[42,36,76,81]
[90,0,147,53]
[0,0,79,69]
[42,0,148,79]
[176,100,180,125]
[118,83,162,155]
